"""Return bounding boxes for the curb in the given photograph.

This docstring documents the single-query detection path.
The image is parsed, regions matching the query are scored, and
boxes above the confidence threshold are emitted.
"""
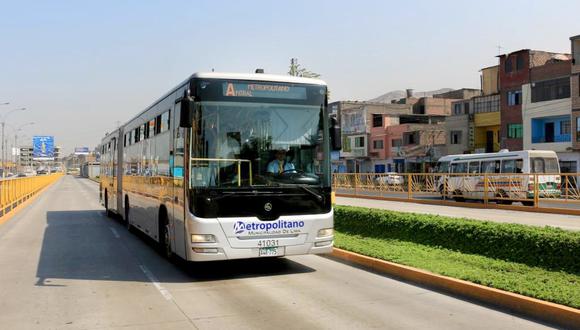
[331,247,580,329]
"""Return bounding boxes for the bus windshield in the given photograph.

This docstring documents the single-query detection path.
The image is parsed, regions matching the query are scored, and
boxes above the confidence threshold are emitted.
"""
[190,101,328,188]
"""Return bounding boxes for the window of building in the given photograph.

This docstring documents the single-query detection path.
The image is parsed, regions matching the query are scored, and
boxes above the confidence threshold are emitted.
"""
[577,117,580,142]
[561,119,571,135]
[450,131,462,144]
[464,102,470,114]
[354,136,365,148]
[505,57,513,73]
[372,114,383,127]
[391,139,402,147]
[507,123,523,138]
[453,103,462,115]
[372,139,383,149]
[531,77,570,103]
[403,132,418,145]
[507,90,522,106]
[124,134,127,147]
[516,54,524,71]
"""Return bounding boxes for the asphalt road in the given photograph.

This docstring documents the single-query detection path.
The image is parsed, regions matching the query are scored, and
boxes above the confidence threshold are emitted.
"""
[0,176,552,329]
[336,197,580,231]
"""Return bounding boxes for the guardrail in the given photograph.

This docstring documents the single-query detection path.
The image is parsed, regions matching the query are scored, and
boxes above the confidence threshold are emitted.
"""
[333,172,580,213]
[0,173,63,217]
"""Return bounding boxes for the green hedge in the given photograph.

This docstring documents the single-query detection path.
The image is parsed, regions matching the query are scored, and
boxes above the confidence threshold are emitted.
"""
[334,206,580,274]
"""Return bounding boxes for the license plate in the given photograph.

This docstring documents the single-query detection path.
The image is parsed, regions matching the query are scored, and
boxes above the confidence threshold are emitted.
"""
[259,247,283,257]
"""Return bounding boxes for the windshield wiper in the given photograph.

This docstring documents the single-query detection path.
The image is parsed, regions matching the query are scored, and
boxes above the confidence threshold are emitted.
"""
[299,185,324,202]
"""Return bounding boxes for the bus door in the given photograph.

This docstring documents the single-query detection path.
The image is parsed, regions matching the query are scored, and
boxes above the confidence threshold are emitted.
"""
[116,130,124,216]
[171,101,187,258]
[110,137,118,211]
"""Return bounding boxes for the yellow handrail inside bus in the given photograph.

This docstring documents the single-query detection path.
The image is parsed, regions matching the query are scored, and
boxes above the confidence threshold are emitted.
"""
[190,158,253,186]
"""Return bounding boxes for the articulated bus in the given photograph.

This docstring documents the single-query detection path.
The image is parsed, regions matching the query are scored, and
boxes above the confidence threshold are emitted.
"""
[99,72,341,261]
[434,150,561,205]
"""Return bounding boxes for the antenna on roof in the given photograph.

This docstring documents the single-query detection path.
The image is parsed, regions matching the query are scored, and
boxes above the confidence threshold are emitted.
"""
[497,45,503,56]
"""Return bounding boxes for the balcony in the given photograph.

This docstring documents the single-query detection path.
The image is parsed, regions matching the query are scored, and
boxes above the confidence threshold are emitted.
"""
[473,142,500,153]
[532,134,571,143]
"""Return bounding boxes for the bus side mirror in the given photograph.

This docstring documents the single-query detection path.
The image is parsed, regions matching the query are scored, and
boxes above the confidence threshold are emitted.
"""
[179,97,194,128]
[329,116,341,151]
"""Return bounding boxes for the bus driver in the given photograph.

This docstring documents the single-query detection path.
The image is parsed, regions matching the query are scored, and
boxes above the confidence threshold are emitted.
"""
[267,149,295,174]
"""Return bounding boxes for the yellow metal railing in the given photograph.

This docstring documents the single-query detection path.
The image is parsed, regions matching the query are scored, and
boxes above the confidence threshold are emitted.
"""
[0,173,63,217]
[333,172,578,211]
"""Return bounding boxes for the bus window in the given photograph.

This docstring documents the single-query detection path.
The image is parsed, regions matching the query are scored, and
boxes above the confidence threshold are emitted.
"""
[501,159,515,173]
[531,157,559,174]
[436,161,449,173]
[468,162,480,174]
[515,159,523,173]
[451,162,467,173]
[482,160,500,173]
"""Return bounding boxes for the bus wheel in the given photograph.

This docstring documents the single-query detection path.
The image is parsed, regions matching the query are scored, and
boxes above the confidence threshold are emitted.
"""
[496,191,513,205]
[522,201,534,207]
[452,190,464,202]
[159,208,172,259]
[125,198,134,232]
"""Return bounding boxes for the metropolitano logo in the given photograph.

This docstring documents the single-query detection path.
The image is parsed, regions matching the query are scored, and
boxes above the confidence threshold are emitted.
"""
[233,221,246,234]
[232,220,305,235]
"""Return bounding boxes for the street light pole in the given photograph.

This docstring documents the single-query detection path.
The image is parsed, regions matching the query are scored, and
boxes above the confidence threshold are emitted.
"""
[0,107,26,176]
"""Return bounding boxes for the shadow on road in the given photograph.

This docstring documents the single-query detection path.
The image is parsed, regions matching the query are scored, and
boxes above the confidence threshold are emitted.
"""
[35,210,314,286]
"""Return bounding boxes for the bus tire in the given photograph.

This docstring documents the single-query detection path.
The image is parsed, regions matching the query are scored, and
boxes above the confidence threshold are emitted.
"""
[158,207,172,259]
[522,201,534,207]
[496,191,513,205]
[452,190,464,202]
[125,197,134,232]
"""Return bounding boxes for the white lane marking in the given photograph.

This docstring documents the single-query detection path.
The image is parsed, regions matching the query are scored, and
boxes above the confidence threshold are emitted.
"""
[109,227,120,239]
[139,265,173,301]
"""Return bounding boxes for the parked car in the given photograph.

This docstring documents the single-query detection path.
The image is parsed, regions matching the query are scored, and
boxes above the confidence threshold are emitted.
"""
[374,172,404,185]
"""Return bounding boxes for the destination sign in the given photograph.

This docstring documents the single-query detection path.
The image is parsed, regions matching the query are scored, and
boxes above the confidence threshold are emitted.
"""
[222,82,307,100]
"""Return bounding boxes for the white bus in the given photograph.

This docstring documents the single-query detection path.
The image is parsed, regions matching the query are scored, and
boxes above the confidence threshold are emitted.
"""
[434,150,561,206]
[99,72,341,261]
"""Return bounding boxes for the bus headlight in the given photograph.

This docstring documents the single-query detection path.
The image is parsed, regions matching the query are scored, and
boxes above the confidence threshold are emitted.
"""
[317,228,333,238]
[191,234,216,243]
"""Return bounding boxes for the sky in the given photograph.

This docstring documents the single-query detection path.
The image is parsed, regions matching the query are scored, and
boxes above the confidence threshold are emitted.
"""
[0,0,579,155]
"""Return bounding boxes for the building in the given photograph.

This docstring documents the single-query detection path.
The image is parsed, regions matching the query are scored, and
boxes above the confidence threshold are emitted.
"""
[571,35,580,151]
[332,101,411,173]
[498,49,570,151]
[17,146,62,171]
[388,115,447,172]
[522,54,575,171]
[472,65,501,153]
[446,99,473,155]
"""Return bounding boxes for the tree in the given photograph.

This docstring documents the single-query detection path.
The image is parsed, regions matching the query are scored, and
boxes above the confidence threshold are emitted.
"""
[288,58,320,78]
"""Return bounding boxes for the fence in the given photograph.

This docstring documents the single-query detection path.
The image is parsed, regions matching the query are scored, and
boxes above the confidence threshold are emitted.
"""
[333,172,580,214]
[0,173,63,217]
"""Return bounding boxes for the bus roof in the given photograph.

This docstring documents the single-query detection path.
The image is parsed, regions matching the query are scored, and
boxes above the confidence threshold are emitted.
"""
[192,72,327,86]
[437,150,558,162]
